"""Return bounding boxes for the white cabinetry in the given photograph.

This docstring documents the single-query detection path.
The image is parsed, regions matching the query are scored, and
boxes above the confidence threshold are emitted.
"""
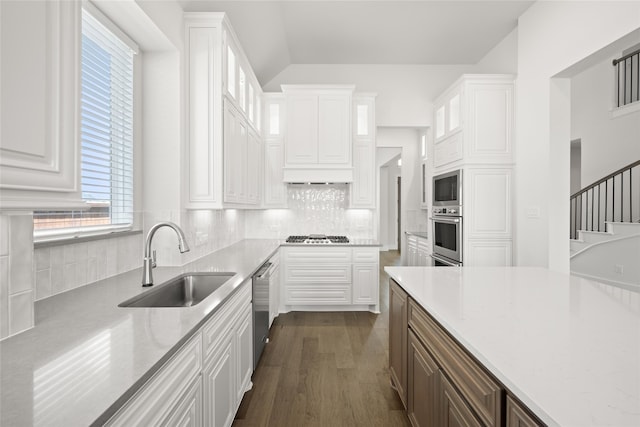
[350,95,376,208]
[108,280,253,427]
[282,246,379,312]
[0,0,83,210]
[405,234,431,266]
[184,14,262,209]
[433,75,513,170]
[262,94,287,208]
[432,75,514,267]
[268,252,281,327]
[281,85,354,183]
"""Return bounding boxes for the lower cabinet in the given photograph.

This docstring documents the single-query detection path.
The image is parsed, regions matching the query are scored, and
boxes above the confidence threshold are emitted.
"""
[406,234,430,266]
[107,280,253,427]
[391,280,545,427]
[389,279,408,408]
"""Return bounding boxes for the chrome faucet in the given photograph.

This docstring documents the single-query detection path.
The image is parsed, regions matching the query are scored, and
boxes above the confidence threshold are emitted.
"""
[142,222,190,287]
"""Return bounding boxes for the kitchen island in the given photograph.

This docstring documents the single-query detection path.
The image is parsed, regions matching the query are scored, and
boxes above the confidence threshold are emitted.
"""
[385,266,640,426]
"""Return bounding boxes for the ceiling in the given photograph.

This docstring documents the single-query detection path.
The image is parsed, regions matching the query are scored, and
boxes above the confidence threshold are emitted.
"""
[178,1,534,85]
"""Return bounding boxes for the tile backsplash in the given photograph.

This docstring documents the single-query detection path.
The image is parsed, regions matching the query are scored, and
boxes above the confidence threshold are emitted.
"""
[245,185,375,239]
[0,213,35,339]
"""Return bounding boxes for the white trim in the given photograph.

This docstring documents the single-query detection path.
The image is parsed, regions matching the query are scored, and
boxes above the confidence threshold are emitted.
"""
[83,1,139,54]
[34,223,134,244]
[610,101,640,118]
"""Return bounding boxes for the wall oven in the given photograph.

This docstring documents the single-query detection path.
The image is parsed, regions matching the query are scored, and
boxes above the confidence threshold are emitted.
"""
[431,207,463,266]
[433,169,462,207]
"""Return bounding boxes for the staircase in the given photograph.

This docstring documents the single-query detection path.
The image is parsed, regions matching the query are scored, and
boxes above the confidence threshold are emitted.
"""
[570,161,640,288]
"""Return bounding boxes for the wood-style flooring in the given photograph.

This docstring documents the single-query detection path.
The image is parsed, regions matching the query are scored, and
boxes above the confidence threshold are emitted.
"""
[234,250,410,427]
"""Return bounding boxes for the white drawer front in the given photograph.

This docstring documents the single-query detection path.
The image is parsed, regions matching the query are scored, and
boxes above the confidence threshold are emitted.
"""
[352,247,379,263]
[285,264,351,284]
[284,247,352,263]
[285,286,351,305]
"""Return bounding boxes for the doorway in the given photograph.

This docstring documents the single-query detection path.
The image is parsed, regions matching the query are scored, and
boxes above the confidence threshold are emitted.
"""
[397,177,401,252]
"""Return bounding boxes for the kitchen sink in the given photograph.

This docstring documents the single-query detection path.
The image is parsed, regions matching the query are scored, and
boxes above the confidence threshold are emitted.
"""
[119,272,236,308]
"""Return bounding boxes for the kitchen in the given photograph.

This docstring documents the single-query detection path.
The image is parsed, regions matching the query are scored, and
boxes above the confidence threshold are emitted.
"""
[1,1,640,426]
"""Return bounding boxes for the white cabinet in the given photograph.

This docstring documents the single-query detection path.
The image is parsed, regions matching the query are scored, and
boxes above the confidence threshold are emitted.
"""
[406,234,430,266]
[350,95,376,208]
[281,85,354,183]
[184,14,262,209]
[0,0,83,210]
[106,335,203,426]
[268,252,281,327]
[262,94,287,208]
[281,246,380,312]
[109,279,253,427]
[433,75,513,170]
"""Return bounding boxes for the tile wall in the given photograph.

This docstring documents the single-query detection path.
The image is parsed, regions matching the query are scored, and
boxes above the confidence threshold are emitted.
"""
[0,213,35,339]
[245,185,375,239]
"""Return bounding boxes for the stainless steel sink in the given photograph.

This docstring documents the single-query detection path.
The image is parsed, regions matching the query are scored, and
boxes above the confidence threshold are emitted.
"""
[119,272,236,308]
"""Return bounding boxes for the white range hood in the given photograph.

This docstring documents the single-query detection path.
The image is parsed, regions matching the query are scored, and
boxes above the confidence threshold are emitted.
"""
[282,167,353,183]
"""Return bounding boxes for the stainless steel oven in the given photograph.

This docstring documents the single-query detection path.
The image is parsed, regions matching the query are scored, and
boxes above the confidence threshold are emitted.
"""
[431,207,463,265]
[433,169,462,207]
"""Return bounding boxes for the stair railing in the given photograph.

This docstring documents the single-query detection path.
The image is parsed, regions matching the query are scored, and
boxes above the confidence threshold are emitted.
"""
[613,48,640,107]
[570,160,640,239]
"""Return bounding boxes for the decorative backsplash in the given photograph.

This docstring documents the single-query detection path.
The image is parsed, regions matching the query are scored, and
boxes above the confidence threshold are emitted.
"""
[245,184,375,239]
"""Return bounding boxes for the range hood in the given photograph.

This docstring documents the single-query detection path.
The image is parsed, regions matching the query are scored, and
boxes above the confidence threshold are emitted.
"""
[283,167,353,183]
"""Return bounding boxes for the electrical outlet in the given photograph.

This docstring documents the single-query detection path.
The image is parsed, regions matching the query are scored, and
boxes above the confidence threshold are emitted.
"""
[614,264,624,275]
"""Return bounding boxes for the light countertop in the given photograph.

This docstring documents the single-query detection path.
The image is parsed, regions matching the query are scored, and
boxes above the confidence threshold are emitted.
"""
[281,239,380,247]
[384,266,640,427]
[0,239,281,426]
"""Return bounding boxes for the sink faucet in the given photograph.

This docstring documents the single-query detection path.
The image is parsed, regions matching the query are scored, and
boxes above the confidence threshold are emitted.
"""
[142,222,190,287]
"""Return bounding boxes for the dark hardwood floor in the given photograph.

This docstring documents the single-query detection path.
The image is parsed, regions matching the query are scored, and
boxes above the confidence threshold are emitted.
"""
[233,250,409,427]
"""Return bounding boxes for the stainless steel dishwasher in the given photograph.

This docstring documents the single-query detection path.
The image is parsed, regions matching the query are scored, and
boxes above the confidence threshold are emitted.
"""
[252,260,275,371]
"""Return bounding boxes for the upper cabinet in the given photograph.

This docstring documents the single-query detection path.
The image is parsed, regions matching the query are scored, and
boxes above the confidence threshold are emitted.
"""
[350,95,376,209]
[433,75,514,171]
[281,85,354,183]
[0,0,83,210]
[262,94,287,208]
[184,13,262,209]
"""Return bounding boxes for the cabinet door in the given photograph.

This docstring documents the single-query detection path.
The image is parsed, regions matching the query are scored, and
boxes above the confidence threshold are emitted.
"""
[318,94,350,164]
[0,0,82,209]
[246,129,261,204]
[285,94,318,164]
[465,168,512,239]
[263,140,287,207]
[236,305,253,403]
[352,263,379,305]
[162,378,203,427]
[389,279,408,408]
[203,334,235,427]
[506,396,543,427]
[224,101,242,203]
[408,330,440,427]
[269,259,281,326]
[441,375,482,427]
[350,140,375,208]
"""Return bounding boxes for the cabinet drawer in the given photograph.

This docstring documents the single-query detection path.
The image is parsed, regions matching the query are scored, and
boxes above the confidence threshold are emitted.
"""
[284,264,351,284]
[285,286,351,305]
[352,247,379,263]
[107,334,202,426]
[284,247,352,263]
[202,281,251,361]
[408,299,502,427]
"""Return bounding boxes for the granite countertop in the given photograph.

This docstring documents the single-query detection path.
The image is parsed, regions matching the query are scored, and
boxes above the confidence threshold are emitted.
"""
[384,266,640,427]
[0,239,281,426]
[405,231,428,239]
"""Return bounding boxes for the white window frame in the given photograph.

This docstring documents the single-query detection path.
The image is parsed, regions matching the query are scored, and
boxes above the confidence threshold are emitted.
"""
[33,2,141,243]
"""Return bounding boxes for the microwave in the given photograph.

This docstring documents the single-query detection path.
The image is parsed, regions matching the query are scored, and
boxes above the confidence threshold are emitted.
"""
[433,169,462,207]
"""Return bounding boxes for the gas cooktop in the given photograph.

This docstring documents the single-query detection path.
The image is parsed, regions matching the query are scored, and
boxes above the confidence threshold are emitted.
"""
[285,234,350,244]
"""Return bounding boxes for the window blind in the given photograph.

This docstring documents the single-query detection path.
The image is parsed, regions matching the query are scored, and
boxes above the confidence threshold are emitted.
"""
[34,7,135,232]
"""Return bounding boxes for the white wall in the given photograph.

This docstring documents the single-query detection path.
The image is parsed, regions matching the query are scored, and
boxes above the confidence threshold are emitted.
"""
[571,55,640,187]
[376,128,422,263]
[475,28,518,74]
[515,1,640,271]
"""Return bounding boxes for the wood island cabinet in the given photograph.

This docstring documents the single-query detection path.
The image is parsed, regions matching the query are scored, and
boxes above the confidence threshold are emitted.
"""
[389,279,408,408]
[390,279,546,427]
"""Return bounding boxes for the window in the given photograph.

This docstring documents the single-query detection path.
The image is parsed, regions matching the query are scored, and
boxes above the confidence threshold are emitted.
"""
[34,5,137,237]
